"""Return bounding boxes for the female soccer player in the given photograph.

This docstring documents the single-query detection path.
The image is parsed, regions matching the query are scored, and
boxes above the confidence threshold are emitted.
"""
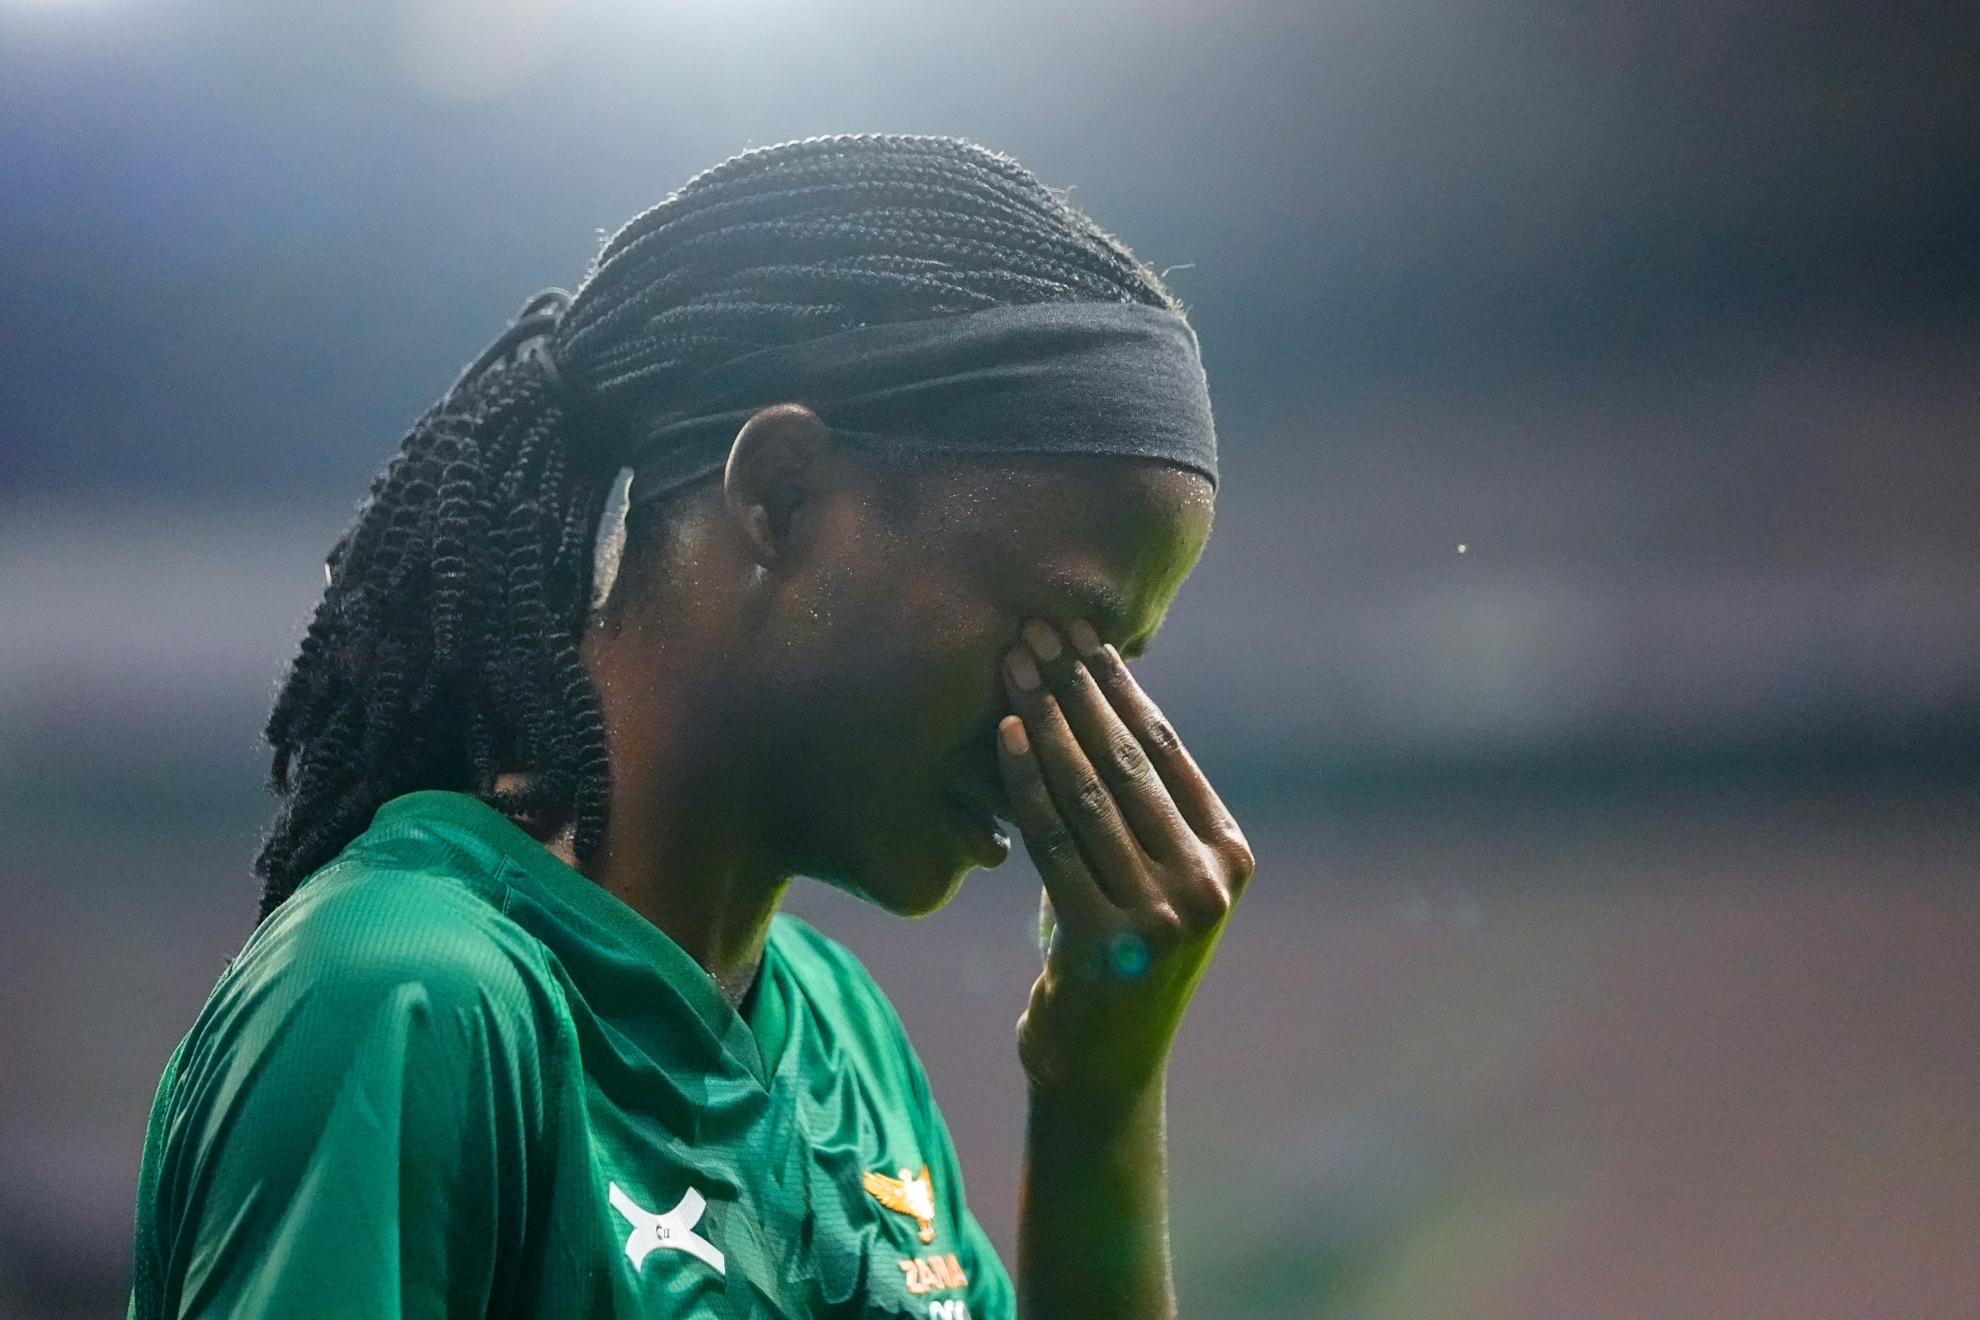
[131,135,1252,1319]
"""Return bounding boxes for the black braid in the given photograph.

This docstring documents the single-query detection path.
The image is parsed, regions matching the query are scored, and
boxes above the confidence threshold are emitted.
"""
[255,135,1176,917]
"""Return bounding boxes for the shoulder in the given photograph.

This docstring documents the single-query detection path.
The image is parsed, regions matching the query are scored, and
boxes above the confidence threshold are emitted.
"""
[174,840,561,1105]
[767,914,928,1086]
[767,910,870,977]
[143,839,566,1207]
[138,834,565,1316]
[242,840,547,1015]
[768,914,898,1023]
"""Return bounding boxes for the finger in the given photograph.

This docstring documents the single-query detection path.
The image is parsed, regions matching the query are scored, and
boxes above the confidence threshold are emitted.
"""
[1003,646,1152,907]
[996,714,1113,931]
[1020,621,1193,862]
[1070,626,1244,849]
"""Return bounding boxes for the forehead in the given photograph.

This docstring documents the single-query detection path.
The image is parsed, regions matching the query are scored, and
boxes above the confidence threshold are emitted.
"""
[901,456,1215,647]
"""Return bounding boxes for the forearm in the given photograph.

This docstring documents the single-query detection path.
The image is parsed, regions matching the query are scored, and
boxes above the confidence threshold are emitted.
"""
[1017,1075,1174,1320]
[999,621,1252,1320]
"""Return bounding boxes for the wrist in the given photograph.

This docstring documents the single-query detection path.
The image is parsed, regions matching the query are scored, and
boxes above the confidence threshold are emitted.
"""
[1018,994,1175,1101]
[1026,1065,1166,1131]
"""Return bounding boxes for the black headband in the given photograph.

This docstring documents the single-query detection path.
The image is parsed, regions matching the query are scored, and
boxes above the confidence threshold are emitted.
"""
[619,301,1218,506]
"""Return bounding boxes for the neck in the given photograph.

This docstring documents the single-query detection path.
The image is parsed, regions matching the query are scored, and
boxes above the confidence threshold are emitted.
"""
[586,785,792,1009]
[575,607,792,1009]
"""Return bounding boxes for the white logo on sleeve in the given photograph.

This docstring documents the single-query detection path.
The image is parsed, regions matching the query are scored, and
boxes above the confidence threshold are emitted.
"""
[608,1182,726,1276]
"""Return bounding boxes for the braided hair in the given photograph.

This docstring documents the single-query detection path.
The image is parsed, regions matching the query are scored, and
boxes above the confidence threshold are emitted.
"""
[257,135,1177,917]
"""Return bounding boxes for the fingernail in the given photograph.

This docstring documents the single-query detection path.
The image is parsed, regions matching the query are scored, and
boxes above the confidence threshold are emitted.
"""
[1007,647,1041,691]
[999,715,1029,755]
[1023,621,1062,662]
[1067,619,1102,657]
[1104,644,1122,665]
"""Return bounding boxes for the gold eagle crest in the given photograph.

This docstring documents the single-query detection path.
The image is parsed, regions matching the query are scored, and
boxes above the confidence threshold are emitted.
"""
[862,1164,937,1243]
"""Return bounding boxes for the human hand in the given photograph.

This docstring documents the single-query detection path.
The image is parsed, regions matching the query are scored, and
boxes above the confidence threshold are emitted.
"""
[996,620,1254,1103]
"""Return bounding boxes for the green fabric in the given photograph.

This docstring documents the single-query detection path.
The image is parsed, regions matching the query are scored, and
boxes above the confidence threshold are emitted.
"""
[130,791,1013,1319]
[745,963,791,1083]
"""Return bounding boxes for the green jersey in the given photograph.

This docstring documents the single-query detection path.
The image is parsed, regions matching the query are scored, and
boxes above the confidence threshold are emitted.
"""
[130,791,1014,1320]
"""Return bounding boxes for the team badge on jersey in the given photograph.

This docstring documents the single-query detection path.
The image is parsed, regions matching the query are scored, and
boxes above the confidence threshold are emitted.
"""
[608,1182,725,1276]
[862,1164,938,1242]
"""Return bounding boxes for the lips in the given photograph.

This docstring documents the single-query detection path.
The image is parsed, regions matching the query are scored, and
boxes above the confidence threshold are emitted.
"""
[942,794,1012,868]
[936,730,1013,867]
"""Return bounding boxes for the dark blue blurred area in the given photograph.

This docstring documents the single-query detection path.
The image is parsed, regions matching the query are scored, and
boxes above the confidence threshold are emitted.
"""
[2,1,1976,1316]
[6,0,1977,495]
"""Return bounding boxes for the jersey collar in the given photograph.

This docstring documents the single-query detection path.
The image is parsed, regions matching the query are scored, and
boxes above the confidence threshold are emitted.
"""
[367,790,771,1087]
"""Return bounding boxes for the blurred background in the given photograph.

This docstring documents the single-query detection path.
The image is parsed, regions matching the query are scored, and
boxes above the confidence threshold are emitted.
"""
[2,0,1976,1315]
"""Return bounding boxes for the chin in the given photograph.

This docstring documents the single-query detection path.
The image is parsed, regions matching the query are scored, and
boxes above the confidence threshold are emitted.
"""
[873,857,977,918]
[806,834,985,919]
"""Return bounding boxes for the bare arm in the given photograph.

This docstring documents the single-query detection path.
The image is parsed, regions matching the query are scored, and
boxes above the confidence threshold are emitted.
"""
[996,620,1254,1320]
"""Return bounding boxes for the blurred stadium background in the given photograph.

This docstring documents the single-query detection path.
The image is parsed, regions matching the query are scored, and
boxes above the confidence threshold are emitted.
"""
[2,0,1976,1315]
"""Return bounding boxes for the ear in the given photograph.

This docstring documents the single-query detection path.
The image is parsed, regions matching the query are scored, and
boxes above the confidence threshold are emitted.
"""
[722,403,836,568]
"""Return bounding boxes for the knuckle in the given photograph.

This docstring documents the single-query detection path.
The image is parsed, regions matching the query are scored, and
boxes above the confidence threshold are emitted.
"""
[1207,821,1253,867]
[1218,837,1256,885]
[1186,879,1234,924]
[1142,718,1183,759]
[1164,886,1227,930]
[1103,729,1150,779]
[1166,851,1235,925]
[1071,773,1112,819]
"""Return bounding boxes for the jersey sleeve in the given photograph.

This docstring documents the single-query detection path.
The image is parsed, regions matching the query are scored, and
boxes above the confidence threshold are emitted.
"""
[857,954,1015,1318]
[134,867,552,1320]
[769,917,1017,1320]
[917,1082,1017,1320]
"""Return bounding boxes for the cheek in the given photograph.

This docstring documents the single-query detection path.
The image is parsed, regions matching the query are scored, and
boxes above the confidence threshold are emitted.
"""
[860,572,1011,745]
